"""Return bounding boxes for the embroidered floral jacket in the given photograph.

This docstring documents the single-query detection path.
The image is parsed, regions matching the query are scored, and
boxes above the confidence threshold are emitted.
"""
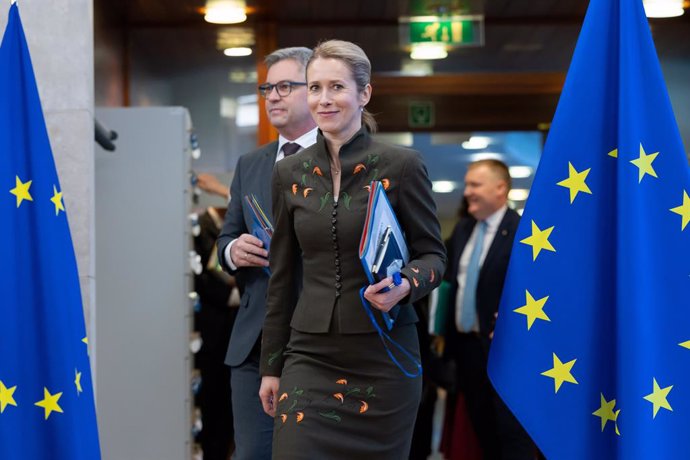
[261,127,446,376]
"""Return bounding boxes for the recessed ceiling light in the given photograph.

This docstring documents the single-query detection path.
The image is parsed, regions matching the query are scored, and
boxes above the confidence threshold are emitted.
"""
[508,189,530,201]
[509,166,533,178]
[468,152,504,162]
[643,0,684,17]
[205,1,247,24]
[410,42,448,60]
[432,181,458,193]
[224,47,252,57]
[461,136,491,150]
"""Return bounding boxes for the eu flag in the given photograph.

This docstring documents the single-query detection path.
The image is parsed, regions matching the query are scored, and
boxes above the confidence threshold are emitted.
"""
[0,4,101,458]
[487,0,690,458]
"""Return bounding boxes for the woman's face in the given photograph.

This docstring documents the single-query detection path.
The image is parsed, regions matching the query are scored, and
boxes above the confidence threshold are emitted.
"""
[307,57,371,142]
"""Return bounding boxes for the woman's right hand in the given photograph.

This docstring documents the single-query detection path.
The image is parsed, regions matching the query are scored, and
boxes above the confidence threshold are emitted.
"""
[259,376,281,417]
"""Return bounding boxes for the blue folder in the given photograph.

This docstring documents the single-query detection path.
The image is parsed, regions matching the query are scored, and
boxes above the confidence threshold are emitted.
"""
[359,181,409,330]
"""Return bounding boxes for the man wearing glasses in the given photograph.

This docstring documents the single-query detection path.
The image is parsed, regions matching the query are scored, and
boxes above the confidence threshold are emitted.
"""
[217,47,317,460]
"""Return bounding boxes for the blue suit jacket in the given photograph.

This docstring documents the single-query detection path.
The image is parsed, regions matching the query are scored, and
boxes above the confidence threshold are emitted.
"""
[443,208,520,349]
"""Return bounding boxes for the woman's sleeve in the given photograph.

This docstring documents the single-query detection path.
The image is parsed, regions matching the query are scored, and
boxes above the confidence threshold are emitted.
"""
[260,164,299,377]
[396,150,447,303]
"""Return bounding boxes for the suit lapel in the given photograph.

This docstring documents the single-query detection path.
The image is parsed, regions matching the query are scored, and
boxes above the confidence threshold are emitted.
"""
[480,211,515,279]
[256,143,277,223]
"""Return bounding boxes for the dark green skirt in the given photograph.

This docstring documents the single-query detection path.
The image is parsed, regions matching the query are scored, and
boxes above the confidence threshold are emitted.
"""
[271,324,422,460]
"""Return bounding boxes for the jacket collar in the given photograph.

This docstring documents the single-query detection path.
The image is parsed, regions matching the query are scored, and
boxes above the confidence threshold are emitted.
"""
[314,126,371,177]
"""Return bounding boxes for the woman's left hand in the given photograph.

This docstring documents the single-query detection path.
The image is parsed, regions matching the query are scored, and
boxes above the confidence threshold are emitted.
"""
[363,276,411,312]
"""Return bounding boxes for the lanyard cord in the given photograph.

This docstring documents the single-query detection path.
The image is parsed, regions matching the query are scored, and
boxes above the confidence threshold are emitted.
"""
[359,288,422,378]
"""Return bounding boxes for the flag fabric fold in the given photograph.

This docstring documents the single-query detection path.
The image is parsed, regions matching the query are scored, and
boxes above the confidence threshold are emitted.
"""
[487,0,690,458]
[0,4,101,458]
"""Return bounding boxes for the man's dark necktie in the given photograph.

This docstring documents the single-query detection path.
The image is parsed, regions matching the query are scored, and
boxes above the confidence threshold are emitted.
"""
[282,142,300,157]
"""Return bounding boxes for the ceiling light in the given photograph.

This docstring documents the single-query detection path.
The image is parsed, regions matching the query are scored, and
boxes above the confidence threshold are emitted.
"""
[410,42,448,60]
[461,136,491,150]
[509,166,533,178]
[643,0,684,17]
[432,181,458,193]
[401,60,434,76]
[224,47,252,57]
[467,152,504,162]
[508,189,530,201]
[205,1,247,24]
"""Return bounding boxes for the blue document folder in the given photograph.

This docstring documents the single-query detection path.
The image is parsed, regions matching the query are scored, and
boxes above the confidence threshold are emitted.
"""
[359,181,409,330]
[244,194,272,275]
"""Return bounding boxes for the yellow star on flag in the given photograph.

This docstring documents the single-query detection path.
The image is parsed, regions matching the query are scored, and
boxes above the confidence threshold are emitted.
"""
[592,393,619,432]
[10,175,33,208]
[513,290,550,330]
[82,336,88,345]
[50,185,65,215]
[34,387,64,420]
[557,162,592,203]
[0,380,18,413]
[630,143,659,183]
[75,369,83,395]
[541,352,578,393]
[669,190,690,231]
[520,220,556,261]
[680,340,690,350]
[643,378,673,418]
[608,148,618,158]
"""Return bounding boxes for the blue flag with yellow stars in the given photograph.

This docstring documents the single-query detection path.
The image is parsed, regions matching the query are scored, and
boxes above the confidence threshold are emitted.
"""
[488,0,690,458]
[0,4,101,459]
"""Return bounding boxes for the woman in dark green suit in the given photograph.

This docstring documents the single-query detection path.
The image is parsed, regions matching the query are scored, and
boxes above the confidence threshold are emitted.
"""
[259,40,446,459]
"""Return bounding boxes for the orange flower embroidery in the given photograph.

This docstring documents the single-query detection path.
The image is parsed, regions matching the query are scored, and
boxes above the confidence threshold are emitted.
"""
[359,400,369,414]
[333,393,344,403]
[313,166,323,176]
[296,412,305,423]
[381,178,390,190]
[430,270,435,282]
[410,267,420,274]
[353,163,367,174]
[279,393,288,402]
[363,185,371,192]
[303,187,313,198]
[336,379,348,385]
[291,183,298,195]
[280,414,288,423]
[412,277,420,288]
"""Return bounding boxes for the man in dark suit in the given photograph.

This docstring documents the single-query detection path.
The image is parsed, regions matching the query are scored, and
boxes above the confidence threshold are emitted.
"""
[217,47,317,460]
[444,159,535,460]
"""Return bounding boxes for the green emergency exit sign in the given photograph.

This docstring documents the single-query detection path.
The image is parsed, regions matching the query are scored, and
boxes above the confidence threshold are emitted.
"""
[409,20,475,45]
[409,101,435,128]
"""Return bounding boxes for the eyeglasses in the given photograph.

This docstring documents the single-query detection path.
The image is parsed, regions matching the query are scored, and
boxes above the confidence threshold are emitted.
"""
[258,81,307,98]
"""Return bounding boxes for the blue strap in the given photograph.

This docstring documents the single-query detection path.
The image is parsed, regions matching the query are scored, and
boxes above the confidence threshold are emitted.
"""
[359,287,422,378]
